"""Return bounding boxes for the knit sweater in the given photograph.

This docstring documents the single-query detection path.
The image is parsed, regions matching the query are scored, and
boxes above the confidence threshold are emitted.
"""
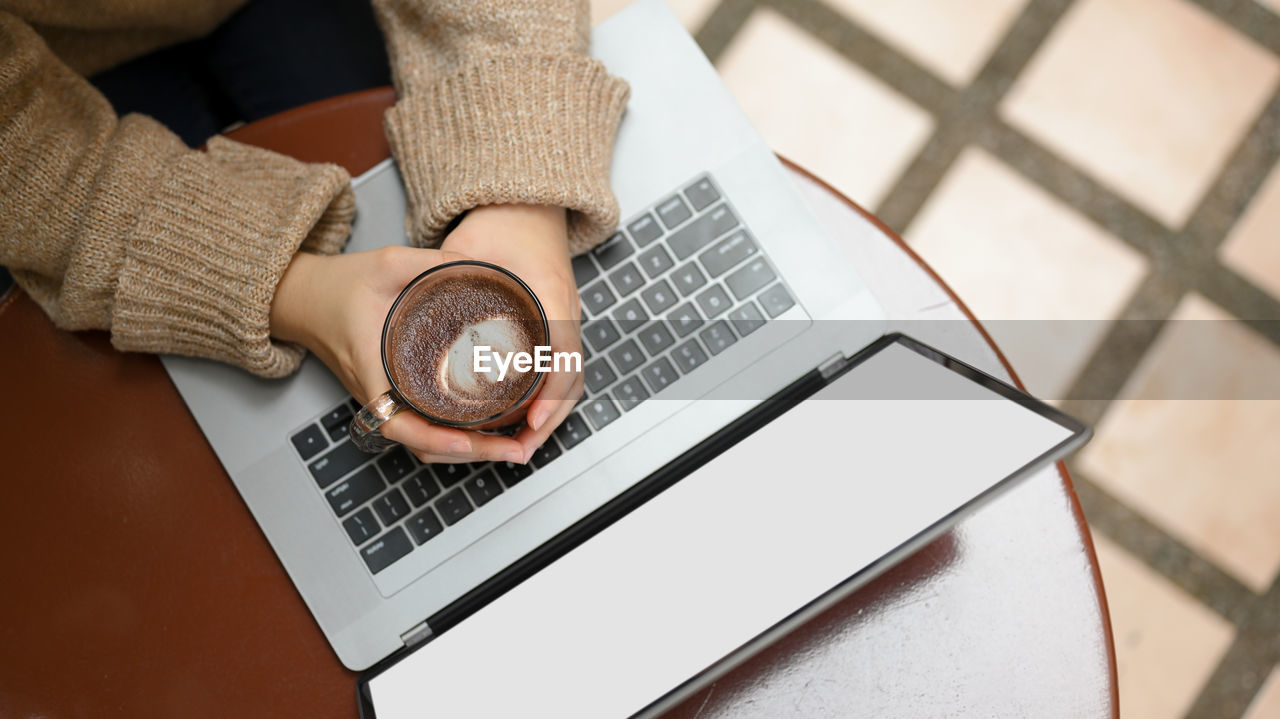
[0,0,629,377]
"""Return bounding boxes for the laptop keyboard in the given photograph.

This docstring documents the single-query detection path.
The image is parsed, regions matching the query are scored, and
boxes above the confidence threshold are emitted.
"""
[288,174,797,577]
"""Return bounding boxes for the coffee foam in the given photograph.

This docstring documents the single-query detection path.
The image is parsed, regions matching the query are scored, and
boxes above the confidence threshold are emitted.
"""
[387,270,543,424]
[440,319,525,393]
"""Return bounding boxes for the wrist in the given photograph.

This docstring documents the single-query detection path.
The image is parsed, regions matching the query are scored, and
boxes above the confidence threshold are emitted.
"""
[269,251,323,349]
[445,204,568,254]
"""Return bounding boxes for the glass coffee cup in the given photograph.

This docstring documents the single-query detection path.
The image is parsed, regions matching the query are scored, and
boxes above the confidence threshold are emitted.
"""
[350,260,550,453]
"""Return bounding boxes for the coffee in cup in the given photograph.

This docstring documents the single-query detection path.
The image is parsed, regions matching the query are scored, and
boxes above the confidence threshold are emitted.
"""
[349,261,550,452]
[385,265,545,425]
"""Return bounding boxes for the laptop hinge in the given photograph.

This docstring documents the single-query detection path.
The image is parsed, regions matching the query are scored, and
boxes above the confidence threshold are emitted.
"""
[400,620,434,648]
[818,352,847,380]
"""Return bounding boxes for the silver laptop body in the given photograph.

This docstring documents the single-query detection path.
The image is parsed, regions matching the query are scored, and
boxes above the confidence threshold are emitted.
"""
[162,0,885,670]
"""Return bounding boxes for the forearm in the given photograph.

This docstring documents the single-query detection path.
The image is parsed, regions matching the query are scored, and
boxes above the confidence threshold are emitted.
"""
[1,12,355,377]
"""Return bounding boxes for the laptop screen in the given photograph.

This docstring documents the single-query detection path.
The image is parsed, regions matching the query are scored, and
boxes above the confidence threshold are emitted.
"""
[363,336,1084,718]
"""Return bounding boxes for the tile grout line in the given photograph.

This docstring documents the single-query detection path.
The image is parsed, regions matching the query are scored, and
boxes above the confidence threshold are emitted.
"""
[693,0,760,64]
[756,0,1079,232]
[1075,470,1280,717]
[1185,568,1280,719]
[1187,0,1280,59]
[1056,276,1183,425]
[1071,470,1260,626]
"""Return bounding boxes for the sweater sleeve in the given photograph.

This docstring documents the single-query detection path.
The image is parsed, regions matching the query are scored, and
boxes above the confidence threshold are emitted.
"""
[0,12,355,378]
[372,0,630,254]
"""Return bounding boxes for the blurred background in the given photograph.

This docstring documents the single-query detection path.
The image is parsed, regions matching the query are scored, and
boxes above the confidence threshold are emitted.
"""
[588,0,1280,717]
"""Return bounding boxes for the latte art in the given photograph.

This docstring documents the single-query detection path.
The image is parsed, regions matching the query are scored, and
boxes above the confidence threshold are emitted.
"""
[439,319,530,398]
[386,269,545,425]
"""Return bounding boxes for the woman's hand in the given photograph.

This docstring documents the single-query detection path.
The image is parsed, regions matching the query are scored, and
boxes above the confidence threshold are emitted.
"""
[442,204,585,463]
[269,245,533,464]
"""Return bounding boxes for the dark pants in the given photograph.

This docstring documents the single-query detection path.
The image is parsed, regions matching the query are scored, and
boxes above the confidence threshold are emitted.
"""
[90,0,392,148]
[0,0,393,297]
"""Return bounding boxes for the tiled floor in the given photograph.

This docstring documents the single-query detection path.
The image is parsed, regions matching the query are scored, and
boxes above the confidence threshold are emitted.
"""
[718,9,934,209]
[594,1,1280,717]
[1093,534,1237,719]
[908,146,1147,400]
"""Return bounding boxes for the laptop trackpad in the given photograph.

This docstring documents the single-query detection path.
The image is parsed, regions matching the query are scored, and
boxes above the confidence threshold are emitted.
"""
[364,338,1083,717]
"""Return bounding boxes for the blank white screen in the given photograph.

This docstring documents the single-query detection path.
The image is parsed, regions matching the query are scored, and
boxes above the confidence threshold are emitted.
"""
[369,342,1074,717]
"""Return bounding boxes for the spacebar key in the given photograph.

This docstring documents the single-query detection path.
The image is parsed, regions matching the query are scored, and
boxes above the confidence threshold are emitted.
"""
[360,527,413,574]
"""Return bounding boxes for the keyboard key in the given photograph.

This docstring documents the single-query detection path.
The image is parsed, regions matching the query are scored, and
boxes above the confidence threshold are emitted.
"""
[613,376,650,411]
[494,461,534,488]
[584,358,617,394]
[668,303,704,337]
[726,258,777,300]
[464,470,504,507]
[641,357,680,393]
[759,283,796,317]
[437,488,474,526]
[637,321,676,355]
[672,339,709,373]
[638,245,674,278]
[406,507,444,545]
[608,339,646,375]
[608,262,645,297]
[699,320,738,356]
[572,254,599,287]
[342,508,380,546]
[671,263,707,297]
[684,177,720,211]
[612,298,648,333]
[581,280,617,315]
[360,527,413,574]
[291,424,327,461]
[309,440,371,489]
[627,213,663,246]
[695,285,731,318]
[320,404,355,442]
[640,279,678,315]
[593,232,634,270]
[583,318,621,353]
[372,488,411,525]
[432,462,470,488]
[728,303,766,336]
[668,204,738,260]
[554,413,593,449]
[657,194,692,228]
[698,230,758,278]
[326,465,385,517]
[377,447,415,482]
[583,397,621,430]
[530,439,562,468]
[401,471,440,507]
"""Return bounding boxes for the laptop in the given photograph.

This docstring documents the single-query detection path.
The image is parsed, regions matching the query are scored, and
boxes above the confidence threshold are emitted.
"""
[161,0,1089,705]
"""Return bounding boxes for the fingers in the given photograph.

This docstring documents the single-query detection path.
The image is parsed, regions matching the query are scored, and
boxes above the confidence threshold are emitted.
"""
[515,366,584,460]
[374,246,473,291]
[382,412,527,464]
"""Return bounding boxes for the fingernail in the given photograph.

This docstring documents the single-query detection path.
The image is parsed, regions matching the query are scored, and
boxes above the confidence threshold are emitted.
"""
[506,448,525,464]
[449,437,472,454]
[528,408,546,431]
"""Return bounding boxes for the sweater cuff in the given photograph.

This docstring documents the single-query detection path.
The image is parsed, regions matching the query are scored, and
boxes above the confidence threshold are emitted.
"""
[385,54,629,254]
[111,137,355,378]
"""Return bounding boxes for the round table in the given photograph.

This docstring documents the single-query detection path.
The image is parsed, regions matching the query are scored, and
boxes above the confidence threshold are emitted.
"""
[0,87,1117,718]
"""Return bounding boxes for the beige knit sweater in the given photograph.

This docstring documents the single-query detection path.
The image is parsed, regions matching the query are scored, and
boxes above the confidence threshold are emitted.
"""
[0,0,629,377]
